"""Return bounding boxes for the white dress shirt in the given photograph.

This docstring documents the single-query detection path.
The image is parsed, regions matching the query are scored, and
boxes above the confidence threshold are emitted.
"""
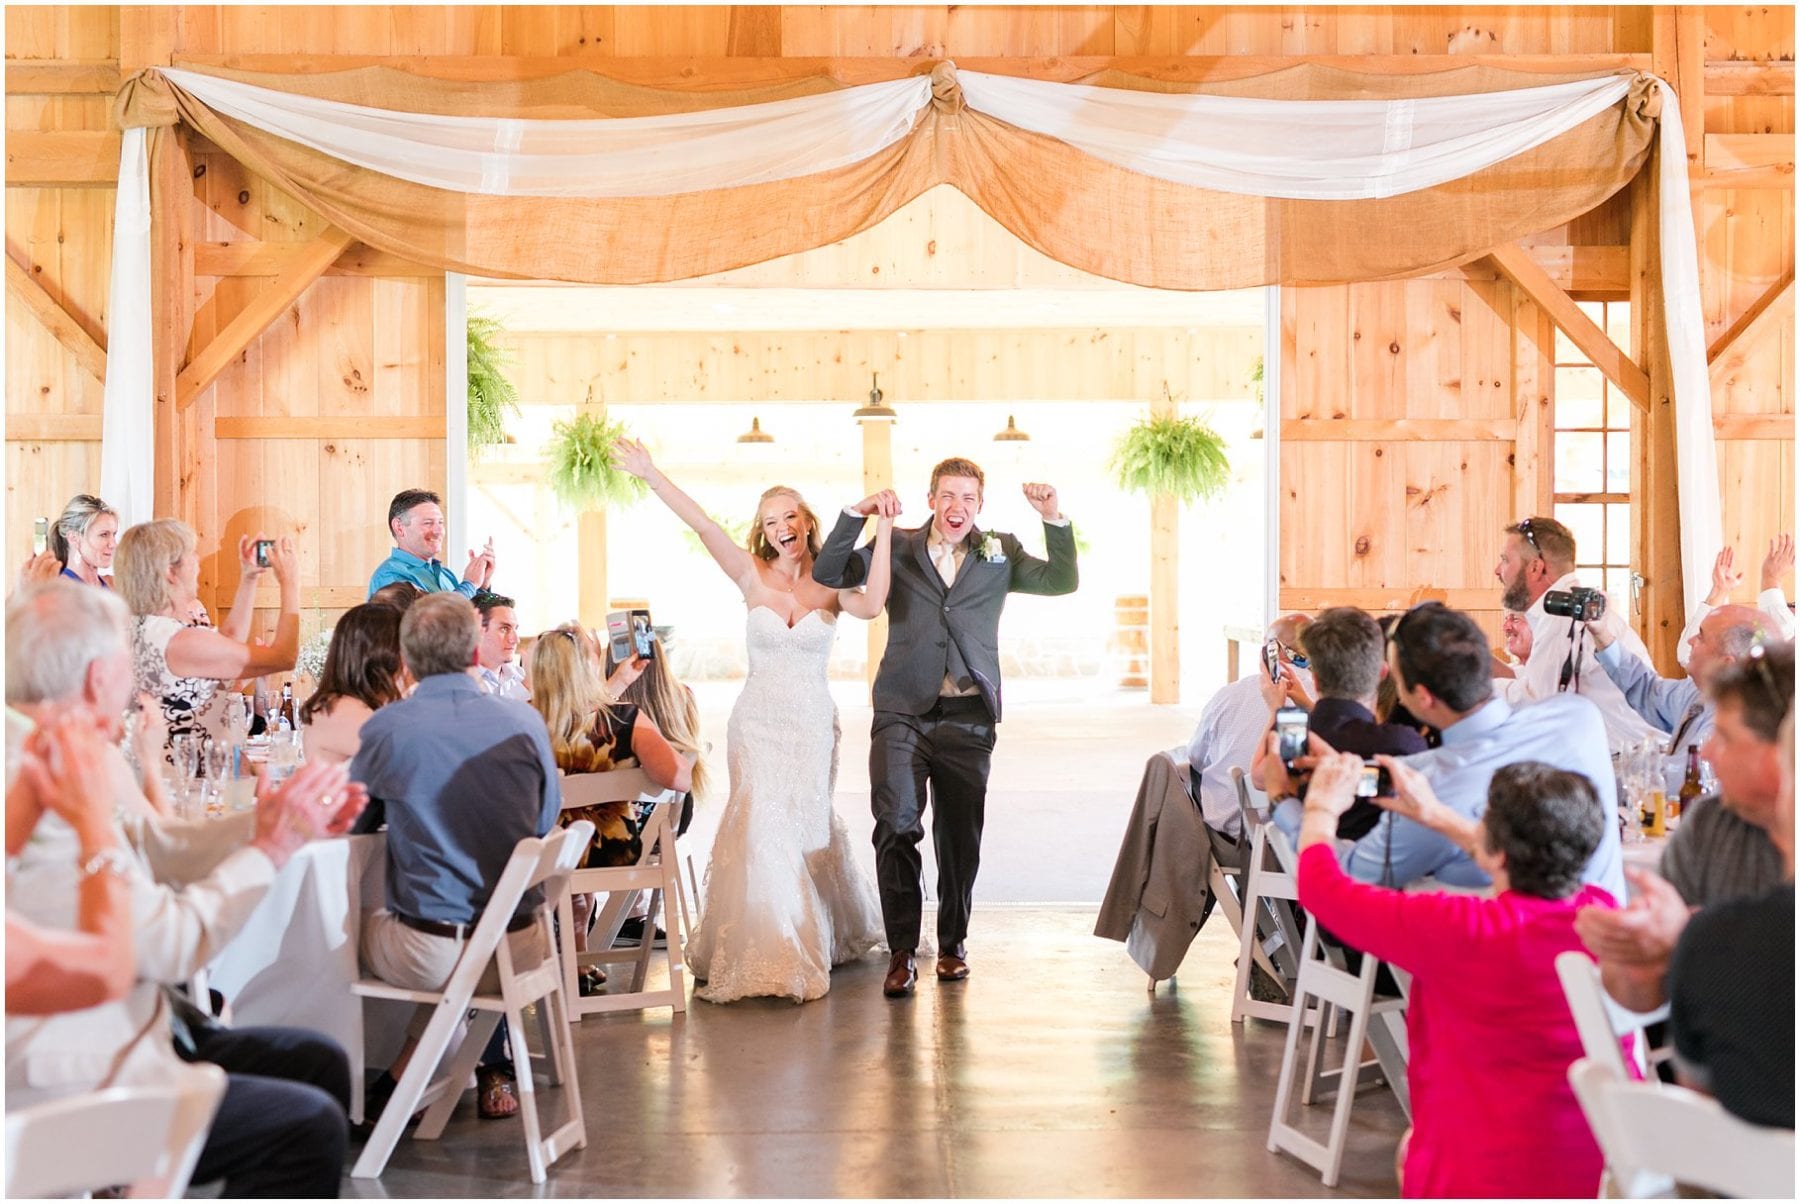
[477,662,531,702]
[1186,666,1313,839]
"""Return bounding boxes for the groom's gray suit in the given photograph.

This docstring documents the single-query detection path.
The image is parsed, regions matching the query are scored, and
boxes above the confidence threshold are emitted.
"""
[813,511,1077,954]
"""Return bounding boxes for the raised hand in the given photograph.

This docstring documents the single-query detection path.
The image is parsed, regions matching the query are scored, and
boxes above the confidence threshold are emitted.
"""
[1708,546,1743,606]
[265,535,298,586]
[477,537,496,588]
[854,489,901,518]
[236,533,271,580]
[20,719,119,852]
[611,437,656,481]
[18,548,62,587]
[1302,751,1363,820]
[1374,757,1442,824]
[1760,533,1794,592]
[1022,482,1061,521]
[1574,865,1689,967]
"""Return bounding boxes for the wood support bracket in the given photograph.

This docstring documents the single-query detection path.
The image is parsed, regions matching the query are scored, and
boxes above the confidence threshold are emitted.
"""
[1706,275,1794,388]
[175,226,357,410]
[1488,242,1651,412]
[6,254,109,383]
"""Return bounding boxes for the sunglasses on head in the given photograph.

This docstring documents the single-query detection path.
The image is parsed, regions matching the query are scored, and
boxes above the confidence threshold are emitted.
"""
[1514,518,1543,558]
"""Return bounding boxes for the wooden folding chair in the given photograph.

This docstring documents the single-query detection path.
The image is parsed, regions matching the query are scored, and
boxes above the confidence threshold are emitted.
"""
[350,823,592,1183]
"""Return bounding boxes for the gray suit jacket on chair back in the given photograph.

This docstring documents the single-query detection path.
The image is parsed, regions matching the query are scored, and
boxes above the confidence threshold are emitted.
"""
[812,511,1078,722]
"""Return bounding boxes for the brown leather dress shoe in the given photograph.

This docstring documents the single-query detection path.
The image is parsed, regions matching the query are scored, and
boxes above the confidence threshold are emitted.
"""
[936,944,970,982]
[883,950,917,998]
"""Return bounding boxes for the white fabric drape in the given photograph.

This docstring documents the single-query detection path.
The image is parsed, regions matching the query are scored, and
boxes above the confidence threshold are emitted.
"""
[161,67,933,198]
[958,70,1634,201]
[104,67,1723,614]
[97,127,153,529]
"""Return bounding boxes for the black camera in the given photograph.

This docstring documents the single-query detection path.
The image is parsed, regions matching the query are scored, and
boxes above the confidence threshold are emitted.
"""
[1355,760,1393,799]
[1542,587,1607,622]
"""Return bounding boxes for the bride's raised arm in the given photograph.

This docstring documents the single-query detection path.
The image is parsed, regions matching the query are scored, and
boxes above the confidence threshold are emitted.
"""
[612,437,755,583]
[838,494,897,619]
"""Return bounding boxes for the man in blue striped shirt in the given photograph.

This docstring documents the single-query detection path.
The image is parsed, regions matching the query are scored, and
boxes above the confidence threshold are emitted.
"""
[367,488,496,600]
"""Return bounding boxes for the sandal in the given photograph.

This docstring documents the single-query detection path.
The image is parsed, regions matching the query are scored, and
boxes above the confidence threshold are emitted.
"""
[578,966,608,996]
[476,1065,519,1120]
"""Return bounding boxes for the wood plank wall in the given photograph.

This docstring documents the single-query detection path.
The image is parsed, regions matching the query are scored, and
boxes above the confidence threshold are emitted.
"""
[5,5,1792,667]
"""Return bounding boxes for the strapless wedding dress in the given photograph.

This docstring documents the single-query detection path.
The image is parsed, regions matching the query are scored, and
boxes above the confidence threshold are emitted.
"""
[687,606,884,1003]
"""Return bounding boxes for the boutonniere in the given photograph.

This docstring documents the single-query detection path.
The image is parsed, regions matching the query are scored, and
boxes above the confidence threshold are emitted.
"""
[979,535,1005,563]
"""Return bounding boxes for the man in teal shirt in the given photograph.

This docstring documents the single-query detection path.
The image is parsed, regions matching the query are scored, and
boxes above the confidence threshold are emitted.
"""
[367,488,496,600]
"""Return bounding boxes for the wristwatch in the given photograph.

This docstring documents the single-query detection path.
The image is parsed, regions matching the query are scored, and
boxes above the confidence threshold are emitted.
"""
[79,846,134,880]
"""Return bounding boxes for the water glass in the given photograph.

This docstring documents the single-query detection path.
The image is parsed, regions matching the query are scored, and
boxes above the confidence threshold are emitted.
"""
[268,730,304,785]
[204,740,231,783]
[171,733,203,784]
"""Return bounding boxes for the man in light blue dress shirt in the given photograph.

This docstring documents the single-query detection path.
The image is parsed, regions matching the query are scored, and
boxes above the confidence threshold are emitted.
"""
[367,488,496,600]
[1268,603,1624,899]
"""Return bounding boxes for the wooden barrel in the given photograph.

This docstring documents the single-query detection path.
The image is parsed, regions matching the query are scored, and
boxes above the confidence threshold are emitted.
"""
[1114,594,1149,689]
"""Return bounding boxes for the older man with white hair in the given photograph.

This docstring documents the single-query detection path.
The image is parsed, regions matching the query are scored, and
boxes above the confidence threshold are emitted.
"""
[5,579,368,1198]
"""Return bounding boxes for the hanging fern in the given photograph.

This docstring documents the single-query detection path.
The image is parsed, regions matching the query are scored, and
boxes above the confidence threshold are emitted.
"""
[546,412,648,512]
[467,314,521,454]
[1110,412,1232,503]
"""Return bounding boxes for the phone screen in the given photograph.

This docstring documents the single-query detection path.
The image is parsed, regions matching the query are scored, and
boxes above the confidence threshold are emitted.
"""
[32,518,48,555]
[1274,705,1308,764]
[1263,640,1281,683]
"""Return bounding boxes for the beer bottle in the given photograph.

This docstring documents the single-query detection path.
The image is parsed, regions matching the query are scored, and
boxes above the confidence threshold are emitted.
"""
[1645,787,1667,837]
[277,682,297,732]
[1676,745,1704,819]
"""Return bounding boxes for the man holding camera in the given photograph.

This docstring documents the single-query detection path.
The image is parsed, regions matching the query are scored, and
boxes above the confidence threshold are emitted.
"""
[1492,516,1665,752]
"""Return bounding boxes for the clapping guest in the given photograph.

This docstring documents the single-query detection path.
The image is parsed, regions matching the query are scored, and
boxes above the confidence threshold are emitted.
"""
[367,489,494,600]
[299,604,407,765]
[48,493,119,588]
[1298,753,1613,1197]
[1675,537,1796,668]
[115,520,301,764]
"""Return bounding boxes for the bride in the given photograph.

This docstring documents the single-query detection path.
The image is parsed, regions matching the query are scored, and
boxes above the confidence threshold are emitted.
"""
[612,438,894,1003]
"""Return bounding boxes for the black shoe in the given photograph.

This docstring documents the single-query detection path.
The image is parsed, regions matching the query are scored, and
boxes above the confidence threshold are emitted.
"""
[616,917,667,948]
[348,1071,399,1142]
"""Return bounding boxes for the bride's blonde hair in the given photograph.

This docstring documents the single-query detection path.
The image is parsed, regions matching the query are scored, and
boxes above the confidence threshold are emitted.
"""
[746,486,822,562]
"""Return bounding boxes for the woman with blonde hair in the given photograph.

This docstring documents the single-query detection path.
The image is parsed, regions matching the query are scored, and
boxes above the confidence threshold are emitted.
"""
[605,634,707,817]
[114,520,301,763]
[48,493,119,588]
[612,438,892,1004]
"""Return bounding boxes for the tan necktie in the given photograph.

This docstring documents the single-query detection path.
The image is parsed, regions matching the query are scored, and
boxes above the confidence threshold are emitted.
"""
[931,537,961,589]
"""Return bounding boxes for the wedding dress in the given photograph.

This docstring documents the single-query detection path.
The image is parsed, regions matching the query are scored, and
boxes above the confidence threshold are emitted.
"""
[687,606,885,1003]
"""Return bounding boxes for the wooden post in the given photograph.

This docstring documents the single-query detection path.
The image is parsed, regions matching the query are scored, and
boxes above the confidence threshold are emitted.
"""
[579,387,607,629]
[861,417,893,693]
[1149,390,1180,704]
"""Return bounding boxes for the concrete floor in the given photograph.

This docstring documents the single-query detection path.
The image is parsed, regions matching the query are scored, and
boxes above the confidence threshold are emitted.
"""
[349,686,1406,1197]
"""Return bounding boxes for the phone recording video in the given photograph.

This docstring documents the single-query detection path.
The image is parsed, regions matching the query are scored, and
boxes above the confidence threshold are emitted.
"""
[606,608,657,665]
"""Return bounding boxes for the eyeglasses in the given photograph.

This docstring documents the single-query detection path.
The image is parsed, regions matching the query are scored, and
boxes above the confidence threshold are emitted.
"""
[1514,518,1543,559]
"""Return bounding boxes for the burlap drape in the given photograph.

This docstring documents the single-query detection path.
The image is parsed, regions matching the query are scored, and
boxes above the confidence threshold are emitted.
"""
[114,63,1656,288]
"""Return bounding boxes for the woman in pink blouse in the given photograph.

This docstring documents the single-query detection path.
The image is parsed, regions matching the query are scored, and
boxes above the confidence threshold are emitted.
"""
[1294,750,1616,1198]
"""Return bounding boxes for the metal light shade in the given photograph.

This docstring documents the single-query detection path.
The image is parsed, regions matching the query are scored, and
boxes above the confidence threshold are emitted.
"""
[851,373,898,421]
[994,415,1030,442]
[737,416,773,444]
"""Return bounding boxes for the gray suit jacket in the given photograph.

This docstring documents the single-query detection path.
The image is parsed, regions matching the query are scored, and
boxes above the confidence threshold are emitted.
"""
[812,511,1077,722]
[1094,751,1218,981]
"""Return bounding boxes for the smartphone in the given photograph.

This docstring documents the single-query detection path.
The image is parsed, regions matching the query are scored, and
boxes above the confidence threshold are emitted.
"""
[254,539,275,567]
[1262,639,1282,683]
[1356,760,1393,799]
[32,517,48,555]
[606,608,656,665]
[1274,703,1309,767]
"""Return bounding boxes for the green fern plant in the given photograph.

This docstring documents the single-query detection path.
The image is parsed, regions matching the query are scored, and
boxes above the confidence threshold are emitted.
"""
[1110,410,1231,503]
[546,413,648,512]
[466,314,520,454]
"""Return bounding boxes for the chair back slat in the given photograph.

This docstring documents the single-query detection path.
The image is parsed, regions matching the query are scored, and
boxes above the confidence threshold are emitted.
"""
[559,767,658,810]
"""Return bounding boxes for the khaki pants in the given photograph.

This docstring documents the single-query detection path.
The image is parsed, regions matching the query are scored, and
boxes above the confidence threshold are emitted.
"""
[361,911,549,1041]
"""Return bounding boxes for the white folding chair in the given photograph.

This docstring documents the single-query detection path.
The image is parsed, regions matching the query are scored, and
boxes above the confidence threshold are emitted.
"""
[4,1061,226,1198]
[1555,950,1669,1082]
[1229,768,1306,1023]
[350,823,592,1183]
[557,768,689,1018]
[1568,1057,1796,1199]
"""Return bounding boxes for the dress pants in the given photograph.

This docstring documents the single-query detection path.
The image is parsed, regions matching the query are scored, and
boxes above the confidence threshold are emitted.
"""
[869,697,995,953]
[182,1024,351,1198]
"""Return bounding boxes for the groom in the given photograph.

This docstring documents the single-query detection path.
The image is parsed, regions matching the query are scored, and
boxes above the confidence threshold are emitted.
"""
[814,457,1078,997]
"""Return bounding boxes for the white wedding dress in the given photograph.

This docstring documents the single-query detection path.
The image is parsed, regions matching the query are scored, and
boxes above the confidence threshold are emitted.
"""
[686,606,885,1003]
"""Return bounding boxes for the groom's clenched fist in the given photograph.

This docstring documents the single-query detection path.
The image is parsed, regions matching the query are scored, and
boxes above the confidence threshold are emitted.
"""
[1022,483,1062,521]
[854,489,903,519]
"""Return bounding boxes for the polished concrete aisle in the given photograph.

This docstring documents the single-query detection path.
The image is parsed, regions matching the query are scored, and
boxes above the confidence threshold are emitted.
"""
[352,909,1406,1198]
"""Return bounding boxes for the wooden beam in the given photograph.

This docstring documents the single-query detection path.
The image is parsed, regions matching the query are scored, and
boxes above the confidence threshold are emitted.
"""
[5,256,109,383]
[1670,8,1707,172]
[1713,414,1796,440]
[1629,142,1685,673]
[4,415,104,441]
[4,61,122,94]
[175,227,357,410]
[119,5,179,76]
[1701,133,1796,190]
[469,461,546,486]
[1281,419,1517,442]
[1706,275,1794,389]
[195,240,439,279]
[214,416,448,440]
[1701,163,1796,190]
[228,585,371,610]
[1704,60,1796,96]
[1148,388,1179,705]
[1488,242,1650,412]
[1278,588,1498,612]
[4,132,121,186]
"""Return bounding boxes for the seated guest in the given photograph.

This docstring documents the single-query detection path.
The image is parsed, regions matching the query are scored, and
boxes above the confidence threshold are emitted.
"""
[1263,602,1623,896]
[474,592,529,700]
[1289,606,1428,840]
[1499,607,1532,667]
[1493,516,1665,750]
[6,715,134,1013]
[299,603,407,765]
[1676,538,1795,668]
[1665,710,1793,1129]
[1577,643,1792,1014]
[369,580,427,611]
[1299,754,1614,1196]
[5,579,366,1198]
[367,488,495,600]
[607,632,709,836]
[351,593,560,1121]
[115,521,301,764]
[48,492,118,589]
[1374,614,1436,745]
[1184,613,1314,847]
